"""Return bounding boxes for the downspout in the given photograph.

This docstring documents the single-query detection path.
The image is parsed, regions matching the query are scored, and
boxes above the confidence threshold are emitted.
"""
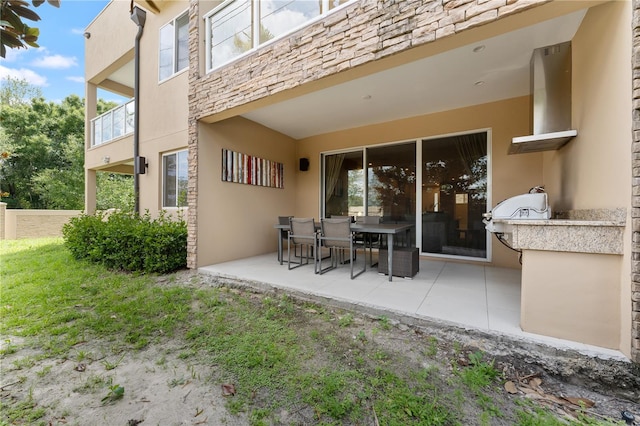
[130,6,146,214]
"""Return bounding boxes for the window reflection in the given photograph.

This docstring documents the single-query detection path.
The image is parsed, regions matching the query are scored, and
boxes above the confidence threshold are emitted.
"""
[421,133,487,258]
[323,151,363,218]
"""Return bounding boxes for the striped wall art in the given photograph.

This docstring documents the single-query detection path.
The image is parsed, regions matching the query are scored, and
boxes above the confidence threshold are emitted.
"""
[221,149,284,189]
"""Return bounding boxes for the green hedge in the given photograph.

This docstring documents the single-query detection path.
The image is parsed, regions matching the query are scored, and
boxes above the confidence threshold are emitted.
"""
[63,211,187,274]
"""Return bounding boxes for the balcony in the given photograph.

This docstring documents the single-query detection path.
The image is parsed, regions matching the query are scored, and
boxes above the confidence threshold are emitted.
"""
[90,99,135,147]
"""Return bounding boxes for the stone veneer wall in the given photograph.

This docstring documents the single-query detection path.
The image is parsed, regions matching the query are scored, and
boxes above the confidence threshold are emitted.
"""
[185,0,550,269]
[632,0,640,364]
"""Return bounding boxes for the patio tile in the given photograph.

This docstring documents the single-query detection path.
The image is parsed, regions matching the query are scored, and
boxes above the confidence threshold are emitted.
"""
[485,266,521,284]
[363,284,432,313]
[417,295,489,329]
[487,307,522,334]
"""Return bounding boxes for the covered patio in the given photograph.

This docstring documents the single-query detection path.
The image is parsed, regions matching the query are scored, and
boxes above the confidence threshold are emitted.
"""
[199,252,626,360]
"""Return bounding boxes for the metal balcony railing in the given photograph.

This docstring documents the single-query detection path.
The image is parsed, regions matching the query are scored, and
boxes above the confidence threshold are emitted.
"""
[90,99,135,147]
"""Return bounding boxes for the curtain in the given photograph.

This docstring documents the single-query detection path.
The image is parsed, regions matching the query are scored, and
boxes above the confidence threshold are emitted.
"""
[325,153,344,204]
[454,133,486,177]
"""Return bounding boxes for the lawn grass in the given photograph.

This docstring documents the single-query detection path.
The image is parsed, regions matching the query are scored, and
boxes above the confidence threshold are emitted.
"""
[0,238,626,425]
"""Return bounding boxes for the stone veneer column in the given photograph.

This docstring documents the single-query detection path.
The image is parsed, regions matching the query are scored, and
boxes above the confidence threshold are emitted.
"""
[186,0,200,269]
[632,0,640,364]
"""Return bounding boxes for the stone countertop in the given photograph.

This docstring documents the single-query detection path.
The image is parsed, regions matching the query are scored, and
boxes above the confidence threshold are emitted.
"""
[496,218,624,227]
[493,208,626,255]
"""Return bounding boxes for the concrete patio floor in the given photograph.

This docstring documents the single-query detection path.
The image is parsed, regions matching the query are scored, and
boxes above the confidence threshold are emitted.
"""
[199,252,626,361]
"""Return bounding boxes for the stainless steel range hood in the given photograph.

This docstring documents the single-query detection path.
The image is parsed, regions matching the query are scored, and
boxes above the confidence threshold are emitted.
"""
[509,41,577,154]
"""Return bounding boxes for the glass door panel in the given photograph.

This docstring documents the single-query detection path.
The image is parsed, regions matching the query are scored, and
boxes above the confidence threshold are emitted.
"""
[367,142,416,244]
[323,151,363,218]
[421,132,487,258]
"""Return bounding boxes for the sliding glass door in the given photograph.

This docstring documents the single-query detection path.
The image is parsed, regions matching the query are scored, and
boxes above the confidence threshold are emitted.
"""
[321,132,487,259]
[421,132,487,258]
[367,142,416,243]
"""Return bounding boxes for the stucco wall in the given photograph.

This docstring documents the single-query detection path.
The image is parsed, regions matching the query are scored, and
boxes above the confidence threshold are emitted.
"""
[542,1,633,360]
[85,0,136,85]
[521,250,622,349]
[0,205,81,240]
[195,117,296,267]
[137,2,190,214]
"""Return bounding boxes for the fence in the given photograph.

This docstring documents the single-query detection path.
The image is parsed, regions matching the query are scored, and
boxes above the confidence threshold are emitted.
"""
[0,203,81,240]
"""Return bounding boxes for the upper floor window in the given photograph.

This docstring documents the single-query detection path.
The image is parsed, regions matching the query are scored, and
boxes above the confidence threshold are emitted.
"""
[163,150,188,208]
[206,0,351,72]
[159,11,189,81]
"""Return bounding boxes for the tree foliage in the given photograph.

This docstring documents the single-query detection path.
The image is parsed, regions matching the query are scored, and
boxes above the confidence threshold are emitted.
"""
[0,76,43,105]
[0,0,60,58]
[0,78,133,210]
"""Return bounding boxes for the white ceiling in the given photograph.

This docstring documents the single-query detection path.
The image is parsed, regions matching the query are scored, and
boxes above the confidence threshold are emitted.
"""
[242,9,587,140]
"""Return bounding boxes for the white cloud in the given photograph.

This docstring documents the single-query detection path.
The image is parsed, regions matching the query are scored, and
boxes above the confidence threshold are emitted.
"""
[2,48,26,63]
[71,28,85,35]
[0,65,48,86]
[66,76,84,83]
[31,54,78,69]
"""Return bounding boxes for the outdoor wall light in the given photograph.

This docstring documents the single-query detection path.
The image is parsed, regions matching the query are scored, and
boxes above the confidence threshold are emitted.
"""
[83,32,91,39]
[135,156,148,175]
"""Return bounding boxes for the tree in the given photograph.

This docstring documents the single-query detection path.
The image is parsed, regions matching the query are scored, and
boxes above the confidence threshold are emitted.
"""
[0,78,133,210]
[0,76,42,105]
[96,173,134,211]
[1,0,60,58]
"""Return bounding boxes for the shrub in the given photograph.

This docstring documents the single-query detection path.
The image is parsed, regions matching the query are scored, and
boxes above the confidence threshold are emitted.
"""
[63,211,187,274]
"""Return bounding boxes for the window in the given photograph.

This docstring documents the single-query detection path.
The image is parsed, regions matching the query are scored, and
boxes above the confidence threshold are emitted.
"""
[159,11,189,81]
[206,0,352,71]
[163,150,188,208]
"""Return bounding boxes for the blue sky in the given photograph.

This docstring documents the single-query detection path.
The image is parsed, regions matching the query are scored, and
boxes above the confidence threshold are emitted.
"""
[0,0,126,103]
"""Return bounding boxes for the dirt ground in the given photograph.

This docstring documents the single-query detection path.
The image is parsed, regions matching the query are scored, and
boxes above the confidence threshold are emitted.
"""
[1,271,639,426]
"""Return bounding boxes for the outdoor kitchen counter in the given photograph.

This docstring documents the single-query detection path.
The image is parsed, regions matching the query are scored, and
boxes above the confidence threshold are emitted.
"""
[493,208,626,255]
[498,208,628,350]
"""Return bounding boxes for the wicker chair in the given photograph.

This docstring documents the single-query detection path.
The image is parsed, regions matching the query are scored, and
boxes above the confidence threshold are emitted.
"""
[287,217,318,272]
[318,218,365,279]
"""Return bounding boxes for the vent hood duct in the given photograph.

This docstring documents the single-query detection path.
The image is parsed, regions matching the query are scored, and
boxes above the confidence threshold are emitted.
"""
[509,41,577,154]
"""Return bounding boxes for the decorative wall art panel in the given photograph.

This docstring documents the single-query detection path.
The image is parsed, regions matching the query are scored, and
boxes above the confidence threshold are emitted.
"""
[221,149,284,189]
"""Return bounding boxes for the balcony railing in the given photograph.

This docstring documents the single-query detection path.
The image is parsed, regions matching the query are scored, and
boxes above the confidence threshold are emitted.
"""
[90,99,135,147]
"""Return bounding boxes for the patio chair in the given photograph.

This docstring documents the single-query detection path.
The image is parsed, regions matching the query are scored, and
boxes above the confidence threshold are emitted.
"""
[288,217,318,272]
[356,215,381,266]
[277,215,293,262]
[318,218,366,279]
[331,215,356,262]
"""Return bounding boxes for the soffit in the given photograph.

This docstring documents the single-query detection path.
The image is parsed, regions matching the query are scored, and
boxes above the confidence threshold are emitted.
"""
[242,10,587,140]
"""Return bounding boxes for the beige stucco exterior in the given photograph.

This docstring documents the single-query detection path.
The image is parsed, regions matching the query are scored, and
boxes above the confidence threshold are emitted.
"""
[196,117,296,266]
[521,249,622,348]
[84,0,637,362]
[535,1,632,356]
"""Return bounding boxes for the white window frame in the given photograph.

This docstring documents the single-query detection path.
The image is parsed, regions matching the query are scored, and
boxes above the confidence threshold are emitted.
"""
[162,149,188,209]
[158,10,189,83]
[204,0,355,73]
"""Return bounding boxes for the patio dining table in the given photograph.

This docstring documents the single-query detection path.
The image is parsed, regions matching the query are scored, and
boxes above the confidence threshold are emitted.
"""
[274,221,414,282]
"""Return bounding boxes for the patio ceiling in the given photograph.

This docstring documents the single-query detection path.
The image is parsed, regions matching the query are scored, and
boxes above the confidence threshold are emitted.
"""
[242,9,587,140]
